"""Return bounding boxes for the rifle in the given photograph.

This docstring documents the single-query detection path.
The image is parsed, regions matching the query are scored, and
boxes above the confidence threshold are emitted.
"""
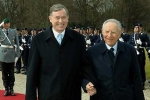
[135,25,141,51]
[86,29,91,49]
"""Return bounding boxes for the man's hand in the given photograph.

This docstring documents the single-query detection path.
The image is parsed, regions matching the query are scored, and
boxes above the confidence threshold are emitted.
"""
[0,22,4,27]
[86,82,97,96]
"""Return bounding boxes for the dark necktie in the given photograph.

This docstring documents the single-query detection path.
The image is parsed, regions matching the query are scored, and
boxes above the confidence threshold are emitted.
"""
[108,48,115,65]
[6,31,8,35]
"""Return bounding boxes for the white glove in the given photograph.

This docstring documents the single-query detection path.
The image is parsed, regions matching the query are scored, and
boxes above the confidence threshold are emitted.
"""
[86,39,91,44]
[14,57,19,66]
[19,46,24,51]
[148,50,150,53]
[136,39,142,45]
[22,38,26,43]
[0,22,4,27]
[136,50,140,55]
[119,38,124,42]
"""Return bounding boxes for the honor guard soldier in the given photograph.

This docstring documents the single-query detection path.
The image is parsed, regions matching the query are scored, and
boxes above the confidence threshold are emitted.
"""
[21,28,30,75]
[91,28,99,45]
[128,23,149,89]
[82,27,87,37]
[15,28,22,73]
[0,18,20,96]
[119,24,130,43]
[95,32,103,44]
[85,26,92,49]
[87,26,94,40]
[28,28,36,49]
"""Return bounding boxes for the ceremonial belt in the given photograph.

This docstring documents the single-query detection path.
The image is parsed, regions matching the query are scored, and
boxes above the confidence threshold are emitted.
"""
[134,46,144,49]
[1,45,13,48]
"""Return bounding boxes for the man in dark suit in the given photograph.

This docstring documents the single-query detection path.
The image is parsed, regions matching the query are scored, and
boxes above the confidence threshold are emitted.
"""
[83,19,144,100]
[25,4,92,100]
[128,23,149,89]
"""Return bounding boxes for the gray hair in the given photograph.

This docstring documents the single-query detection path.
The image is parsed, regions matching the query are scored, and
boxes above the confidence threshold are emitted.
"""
[102,19,122,31]
[49,4,69,16]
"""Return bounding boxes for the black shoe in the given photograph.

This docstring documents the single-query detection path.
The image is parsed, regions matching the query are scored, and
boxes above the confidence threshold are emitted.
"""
[10,90,15,96]
[10,87,15,96]
[22,71,27,75]
[4,90,9,96]
[15,70,20,74]
[21,69,25,71]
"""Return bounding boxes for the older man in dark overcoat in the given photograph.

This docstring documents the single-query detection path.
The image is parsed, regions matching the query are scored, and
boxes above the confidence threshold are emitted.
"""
[83,19,145,100]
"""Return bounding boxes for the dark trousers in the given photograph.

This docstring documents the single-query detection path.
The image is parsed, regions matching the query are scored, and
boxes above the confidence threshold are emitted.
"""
[1,62,15,88]
[16,56,21,70]
[138,48,146,83]
[22,47,29,70]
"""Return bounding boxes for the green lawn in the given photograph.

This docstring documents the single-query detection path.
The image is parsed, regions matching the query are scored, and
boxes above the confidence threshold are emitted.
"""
[145,52,150,79]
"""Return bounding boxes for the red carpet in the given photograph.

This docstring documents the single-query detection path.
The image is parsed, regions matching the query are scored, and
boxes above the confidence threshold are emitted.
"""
[0,90,25,100]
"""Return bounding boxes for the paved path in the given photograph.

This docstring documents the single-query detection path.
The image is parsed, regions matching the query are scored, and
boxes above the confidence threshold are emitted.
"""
[0,71,150,100]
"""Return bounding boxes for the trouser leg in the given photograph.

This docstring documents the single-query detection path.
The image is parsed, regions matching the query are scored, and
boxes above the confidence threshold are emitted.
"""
[1,62,9,87]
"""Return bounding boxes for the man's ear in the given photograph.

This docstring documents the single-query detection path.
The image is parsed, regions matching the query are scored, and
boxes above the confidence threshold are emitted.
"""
[49,16,52,23]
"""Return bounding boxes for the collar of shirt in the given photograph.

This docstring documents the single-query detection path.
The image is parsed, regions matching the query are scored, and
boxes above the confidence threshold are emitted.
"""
[105,42,118,55]
[2,28,10,33]
[52,27,65,39]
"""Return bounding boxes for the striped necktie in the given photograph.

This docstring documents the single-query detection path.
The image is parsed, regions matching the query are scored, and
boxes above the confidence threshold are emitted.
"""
[57,34,62,45]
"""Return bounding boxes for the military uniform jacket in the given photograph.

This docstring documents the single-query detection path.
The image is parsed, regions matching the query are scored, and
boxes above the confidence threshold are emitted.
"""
[128,33,149,59]
[121,32,130,43]
[129,33,149,47]
[26,27,87,100]
[0,28,20,63]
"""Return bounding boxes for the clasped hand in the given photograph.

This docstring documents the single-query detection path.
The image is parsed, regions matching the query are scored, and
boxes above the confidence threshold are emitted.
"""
[86,82,97,96]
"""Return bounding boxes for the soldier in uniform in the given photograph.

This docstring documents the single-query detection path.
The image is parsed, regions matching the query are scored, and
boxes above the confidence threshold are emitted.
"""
[95,32,103,43]
[119,24,130,43]
[15,28,22,74]
[91,28,99,45]
[128,23,149,89]
[82,27,87,37]
[21,28,30,75]
[0,18,20,96]
[87,26,94,40]
[28,28,36,49]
